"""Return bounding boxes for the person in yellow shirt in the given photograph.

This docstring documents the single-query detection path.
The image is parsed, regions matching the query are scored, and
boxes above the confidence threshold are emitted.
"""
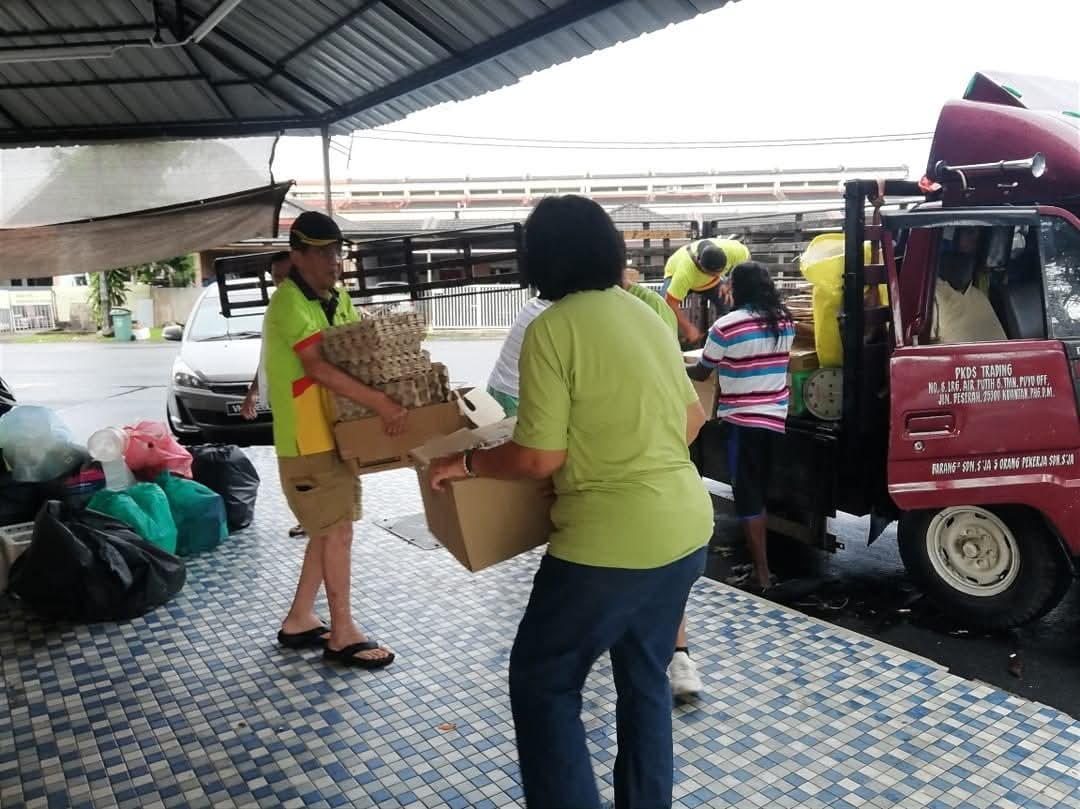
[265,211,406,669]
[662,238,751,343]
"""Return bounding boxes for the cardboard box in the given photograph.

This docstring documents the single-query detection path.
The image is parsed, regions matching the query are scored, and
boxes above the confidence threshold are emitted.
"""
[334,398,468,475]
[411,420,554,572]
[789,349,819,373]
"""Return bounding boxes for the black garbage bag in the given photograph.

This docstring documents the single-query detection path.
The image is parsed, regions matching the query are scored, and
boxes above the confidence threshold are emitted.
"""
[0,478,45,526]
[9,501,187,622]
[0,458,65,526]
[189,444,260,532]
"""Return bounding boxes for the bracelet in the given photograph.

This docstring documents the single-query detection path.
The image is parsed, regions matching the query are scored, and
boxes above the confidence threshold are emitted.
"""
[462,448,478,479]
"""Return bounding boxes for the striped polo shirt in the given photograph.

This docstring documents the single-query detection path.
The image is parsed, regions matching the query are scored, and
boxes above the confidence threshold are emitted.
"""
[699,307,794,433]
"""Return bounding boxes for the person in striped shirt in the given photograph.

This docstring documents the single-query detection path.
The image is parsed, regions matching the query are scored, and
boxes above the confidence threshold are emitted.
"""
[688,262,794,591]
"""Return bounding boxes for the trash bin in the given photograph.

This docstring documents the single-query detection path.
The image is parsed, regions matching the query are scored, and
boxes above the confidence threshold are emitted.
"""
[111,308,133,342]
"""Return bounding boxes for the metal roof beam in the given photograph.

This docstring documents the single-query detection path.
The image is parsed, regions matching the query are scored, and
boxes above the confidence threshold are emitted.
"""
[325,0,623,124]
[179,6,340,111]
[186,48,237,119]
[274,1,380,68]
[0,101,24,130]
[1,24,156,39]
[0,115,315,145]
[0,74,205,91]
[186,36,318,116]
[381,1,459,56]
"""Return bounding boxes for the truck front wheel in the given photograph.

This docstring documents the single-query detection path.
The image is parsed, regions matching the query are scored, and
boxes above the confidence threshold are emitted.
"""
[898,506,1071,629]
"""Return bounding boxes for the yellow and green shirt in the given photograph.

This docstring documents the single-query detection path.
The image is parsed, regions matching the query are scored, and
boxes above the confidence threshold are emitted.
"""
[514,287,713,569]
[626,282,678,337]
[263,270,359,457]
[662,239,751,301]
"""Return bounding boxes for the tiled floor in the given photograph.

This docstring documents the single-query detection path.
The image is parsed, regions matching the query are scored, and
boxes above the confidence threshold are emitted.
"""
[2,448,1079,808]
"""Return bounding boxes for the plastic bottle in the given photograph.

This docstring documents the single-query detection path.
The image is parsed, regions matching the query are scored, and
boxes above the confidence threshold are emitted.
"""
[87,427,135,491]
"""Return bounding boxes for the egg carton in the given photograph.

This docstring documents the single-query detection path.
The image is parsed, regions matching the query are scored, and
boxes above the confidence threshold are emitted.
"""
[323,312,427,351]
[334,363,452,422]
[321,331,424,365]
[335,350,434,385]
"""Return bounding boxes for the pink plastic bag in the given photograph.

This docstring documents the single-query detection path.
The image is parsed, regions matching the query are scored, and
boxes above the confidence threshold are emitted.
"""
[123,421,193,480]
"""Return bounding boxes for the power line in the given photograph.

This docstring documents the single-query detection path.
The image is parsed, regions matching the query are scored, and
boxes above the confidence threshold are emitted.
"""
[352,129,935,150]
[366,128,937,146]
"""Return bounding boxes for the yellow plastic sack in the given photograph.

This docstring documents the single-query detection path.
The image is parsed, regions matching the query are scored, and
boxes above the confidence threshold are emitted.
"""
[799,234,885,367]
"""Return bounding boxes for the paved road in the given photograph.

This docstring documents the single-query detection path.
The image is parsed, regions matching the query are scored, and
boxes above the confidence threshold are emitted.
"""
[0,341,179,443]
[3,338,1079,717]
[0,337,503,443]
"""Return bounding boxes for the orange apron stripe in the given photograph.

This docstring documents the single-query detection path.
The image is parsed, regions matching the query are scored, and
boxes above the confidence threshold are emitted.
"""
[292,376,315,398]
[294,332,323,353]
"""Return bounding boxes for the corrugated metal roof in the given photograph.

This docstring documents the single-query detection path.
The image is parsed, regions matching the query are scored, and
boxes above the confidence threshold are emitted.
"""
[0,0,731,145]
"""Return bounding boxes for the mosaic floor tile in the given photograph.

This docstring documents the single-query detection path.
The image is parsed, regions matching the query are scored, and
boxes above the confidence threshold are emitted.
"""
[2,448,1079,808]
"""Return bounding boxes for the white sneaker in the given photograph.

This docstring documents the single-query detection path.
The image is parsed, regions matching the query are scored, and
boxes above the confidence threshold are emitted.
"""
[668,651,703,696]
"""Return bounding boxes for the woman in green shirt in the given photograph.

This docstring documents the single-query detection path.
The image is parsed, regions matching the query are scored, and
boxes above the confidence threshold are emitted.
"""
[429,195,713,809]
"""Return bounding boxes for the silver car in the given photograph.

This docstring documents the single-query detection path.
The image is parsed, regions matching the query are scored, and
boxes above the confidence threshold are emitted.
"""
[165,283,272,445]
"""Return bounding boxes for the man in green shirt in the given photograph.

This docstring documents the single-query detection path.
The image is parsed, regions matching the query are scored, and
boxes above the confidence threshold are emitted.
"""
[265,211,406,669]
[624,272,679,334]
[662,238,751,343]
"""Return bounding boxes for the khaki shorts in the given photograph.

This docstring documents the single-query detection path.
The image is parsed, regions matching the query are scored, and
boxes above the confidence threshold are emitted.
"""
[277,451,361,538]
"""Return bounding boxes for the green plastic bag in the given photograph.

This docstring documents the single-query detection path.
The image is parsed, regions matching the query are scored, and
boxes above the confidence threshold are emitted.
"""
[87,483,178,554]
[155,472,228,556]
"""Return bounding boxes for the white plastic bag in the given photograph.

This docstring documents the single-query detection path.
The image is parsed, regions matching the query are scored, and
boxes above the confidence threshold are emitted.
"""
[0,405,88,482]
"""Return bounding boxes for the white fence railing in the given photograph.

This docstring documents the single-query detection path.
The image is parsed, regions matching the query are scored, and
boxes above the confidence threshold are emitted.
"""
[0,290,56,333]
[416,276,805,332]
[418,285,532,330]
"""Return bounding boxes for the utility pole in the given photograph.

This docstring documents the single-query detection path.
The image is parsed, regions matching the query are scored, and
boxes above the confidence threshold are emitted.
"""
[321,125,333,216]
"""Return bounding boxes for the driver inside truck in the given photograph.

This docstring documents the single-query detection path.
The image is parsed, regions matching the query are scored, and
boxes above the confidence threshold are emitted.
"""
[930,226,1007,344]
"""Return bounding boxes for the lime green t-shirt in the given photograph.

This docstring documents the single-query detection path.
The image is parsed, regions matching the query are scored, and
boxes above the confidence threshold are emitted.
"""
[263,275,359,458]
[626,283,678,337]
[513,287,713,569]
[662,239,751,301]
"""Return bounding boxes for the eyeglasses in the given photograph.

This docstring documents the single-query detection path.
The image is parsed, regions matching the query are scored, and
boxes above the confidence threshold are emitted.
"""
[313,243,347,261]
[304,243,345,262]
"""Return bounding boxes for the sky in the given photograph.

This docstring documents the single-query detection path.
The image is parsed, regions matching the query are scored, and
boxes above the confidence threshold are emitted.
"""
[271,0,1080,183]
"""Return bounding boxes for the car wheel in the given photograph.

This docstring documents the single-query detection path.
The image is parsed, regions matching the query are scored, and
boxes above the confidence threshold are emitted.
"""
[898,505,1072,629]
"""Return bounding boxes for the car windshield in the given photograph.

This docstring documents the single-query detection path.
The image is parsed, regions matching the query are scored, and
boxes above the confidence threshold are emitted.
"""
[186,292,266,342]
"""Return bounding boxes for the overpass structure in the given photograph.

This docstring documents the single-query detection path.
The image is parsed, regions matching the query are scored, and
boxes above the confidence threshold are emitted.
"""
[287,163,912,227]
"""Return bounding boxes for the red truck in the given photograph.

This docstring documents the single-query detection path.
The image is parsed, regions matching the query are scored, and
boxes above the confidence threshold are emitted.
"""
[693,71,1080,628]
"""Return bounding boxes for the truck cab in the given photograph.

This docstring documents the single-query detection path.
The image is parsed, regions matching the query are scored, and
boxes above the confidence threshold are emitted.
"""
[693,72,1080,628]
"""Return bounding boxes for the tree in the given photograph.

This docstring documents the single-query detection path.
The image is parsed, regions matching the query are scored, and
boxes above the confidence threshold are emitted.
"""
[87,255,197,327]
[88,269,130,327]
[132,255,198,288]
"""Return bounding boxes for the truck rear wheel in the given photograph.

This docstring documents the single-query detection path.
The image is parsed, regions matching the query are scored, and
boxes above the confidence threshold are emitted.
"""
[898,505,1071,629]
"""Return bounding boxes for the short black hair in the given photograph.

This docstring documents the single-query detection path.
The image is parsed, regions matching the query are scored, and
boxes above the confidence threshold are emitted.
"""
[270,250,290,264]
[523,195,624,300]
[696,242,727,273]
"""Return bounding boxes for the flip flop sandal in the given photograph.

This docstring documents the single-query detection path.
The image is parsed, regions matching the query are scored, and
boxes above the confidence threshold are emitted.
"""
[288,524,306,538]
[277,625,330,649]
[323,640,395,670]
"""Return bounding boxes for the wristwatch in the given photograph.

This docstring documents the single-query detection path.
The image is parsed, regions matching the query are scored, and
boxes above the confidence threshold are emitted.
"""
[462,448,478,479]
